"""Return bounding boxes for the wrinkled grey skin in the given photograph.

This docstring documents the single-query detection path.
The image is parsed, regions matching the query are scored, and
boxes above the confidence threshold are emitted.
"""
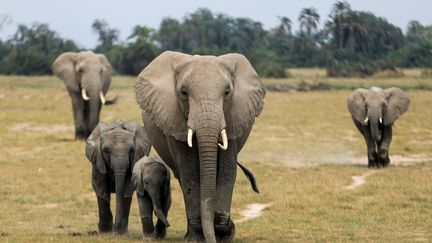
[135,51,265,242]
[348,87,410,168]
[52,51,112,140]
[85,120,151,235]
[132,156,171,239]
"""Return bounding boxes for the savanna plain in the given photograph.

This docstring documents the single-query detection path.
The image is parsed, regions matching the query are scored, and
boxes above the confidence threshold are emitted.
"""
[0,69,431,242]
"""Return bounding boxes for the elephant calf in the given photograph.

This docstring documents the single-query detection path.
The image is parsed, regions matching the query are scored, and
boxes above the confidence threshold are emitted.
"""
[132,156,171,239]
[348,87,410,167]
[85,120,151,234]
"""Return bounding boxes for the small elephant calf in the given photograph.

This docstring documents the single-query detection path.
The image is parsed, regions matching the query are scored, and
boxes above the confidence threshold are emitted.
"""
[132,156,171,239]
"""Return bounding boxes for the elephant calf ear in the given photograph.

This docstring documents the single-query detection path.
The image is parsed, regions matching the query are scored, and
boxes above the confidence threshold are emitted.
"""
[383,87,410,125]
[219,53,266,140]
[85,122,107,174]
[347,88,369,125]
[132,160,145,196]
[124,120,151,163]
[52,52,79,92]
[97,54,112,94]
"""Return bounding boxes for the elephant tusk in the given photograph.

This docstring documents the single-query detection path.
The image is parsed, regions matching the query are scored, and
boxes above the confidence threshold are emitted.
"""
[81,89,90,101]
[218,129,228,151]
[99,91,106,105]
[363,117,369,123]
[379,117,383,124]
[187,128,193,148]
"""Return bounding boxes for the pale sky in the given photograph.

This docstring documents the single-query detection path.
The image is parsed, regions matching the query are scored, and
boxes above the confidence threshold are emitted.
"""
[1,0,431,48]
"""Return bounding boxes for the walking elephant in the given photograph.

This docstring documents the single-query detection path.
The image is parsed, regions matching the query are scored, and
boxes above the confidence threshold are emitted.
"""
[52,51,114,140]
[85,120,151,234]
[348,87,410,168]
[135,51,266,242]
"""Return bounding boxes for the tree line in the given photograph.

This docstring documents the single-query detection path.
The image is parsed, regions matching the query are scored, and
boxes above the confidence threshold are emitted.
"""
[0,1,431,77]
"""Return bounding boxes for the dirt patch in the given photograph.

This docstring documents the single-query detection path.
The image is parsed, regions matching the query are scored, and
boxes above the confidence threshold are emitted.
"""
[344,171,376,190]
[236,203,269,223]
[9,123,73,133]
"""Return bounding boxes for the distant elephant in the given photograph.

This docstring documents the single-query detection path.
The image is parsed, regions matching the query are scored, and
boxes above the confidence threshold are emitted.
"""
[52,51,114,140]
[348,87,410,167]
[85,120,151,234]
[132,156,171,239]
[135,51,265,242]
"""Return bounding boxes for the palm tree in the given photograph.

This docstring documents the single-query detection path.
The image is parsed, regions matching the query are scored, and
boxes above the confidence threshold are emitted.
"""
[277,16,292,36]
[91,19,119,52]
[298,7,320,37]
[326,1,352,49]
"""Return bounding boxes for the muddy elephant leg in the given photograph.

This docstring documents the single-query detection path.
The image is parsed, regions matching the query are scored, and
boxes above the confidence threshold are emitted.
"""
[97,196,113,233]
[137,194,155,237]
[69,91,87,140]
[214,142,237,242]
[378,125,392,167]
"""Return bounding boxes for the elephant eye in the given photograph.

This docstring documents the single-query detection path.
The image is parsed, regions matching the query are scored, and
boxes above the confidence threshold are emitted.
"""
[225,88,231,96]
[103,147,110,154]
[77,69,83,73]
[100,69,103,74]
[129,148,134,155]
[180,88,188,98]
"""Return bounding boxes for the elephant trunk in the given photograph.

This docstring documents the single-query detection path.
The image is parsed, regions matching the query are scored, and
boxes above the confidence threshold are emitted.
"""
[114,169,127,234]
[87,88,102,133]
[368,111,382,142]
[195,111,221,243]
[148,188,170,227]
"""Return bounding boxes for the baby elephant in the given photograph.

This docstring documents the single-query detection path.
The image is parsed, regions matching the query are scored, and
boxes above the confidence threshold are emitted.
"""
[348,87,410,167]
[132,156,171,239]
[86,120,151,234]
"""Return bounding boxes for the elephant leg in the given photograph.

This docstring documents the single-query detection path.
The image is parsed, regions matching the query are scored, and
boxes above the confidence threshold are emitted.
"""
[361,126,378,168]
[180,173,204,242]
[97,196,113,233]
[117,196,132,234]
[69,91,87,140]
[137,194,154,237]
[214,142,237,242]
[378,125,392,167]
[155,193,171,239]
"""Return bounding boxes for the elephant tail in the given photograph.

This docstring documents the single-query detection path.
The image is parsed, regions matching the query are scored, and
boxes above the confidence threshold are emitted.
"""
[237,161,259,193]
[104,95,118,105]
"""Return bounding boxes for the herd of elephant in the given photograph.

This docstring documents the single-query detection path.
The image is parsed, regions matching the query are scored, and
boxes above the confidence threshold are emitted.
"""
[52,50,410,242]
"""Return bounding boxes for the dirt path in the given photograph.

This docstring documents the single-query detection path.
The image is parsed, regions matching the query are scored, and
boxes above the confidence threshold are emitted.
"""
[236,203,269,223]
[344,171,376,190]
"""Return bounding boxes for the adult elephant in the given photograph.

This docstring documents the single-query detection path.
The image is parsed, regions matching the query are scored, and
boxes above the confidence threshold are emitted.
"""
[348,87,410,168]
[52,51,113,140]
[135,51,265,242]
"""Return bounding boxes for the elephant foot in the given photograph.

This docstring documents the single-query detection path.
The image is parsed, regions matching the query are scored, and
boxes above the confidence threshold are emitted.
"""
[155,221,167,239]
[185,218,204,242]
[367,152,379,168]
[215,219,235,243]
[141,217,155,236]
[98,221,113,234]
[113,222,128,235]
[379,150,390,167]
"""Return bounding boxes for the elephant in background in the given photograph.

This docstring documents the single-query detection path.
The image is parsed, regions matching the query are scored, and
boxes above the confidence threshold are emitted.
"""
[132,156,171,239]
[52,51,115,140]
[85,120,151,234]
[348,87,410,168]
[135,51,265,242]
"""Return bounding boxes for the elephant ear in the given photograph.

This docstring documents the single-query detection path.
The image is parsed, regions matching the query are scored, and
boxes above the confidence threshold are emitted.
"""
[97,54,112,94]
[124,120,151,163]
[86,122,107,174]
[383,87,410,125]
[132,159,145,196]
[135,51,192,141]
[219,53,266,140]
[348,88,369,125]
[52,52,79,92]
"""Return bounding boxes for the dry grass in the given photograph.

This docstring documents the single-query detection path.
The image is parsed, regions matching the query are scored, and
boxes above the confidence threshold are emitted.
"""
[0,72,431,242]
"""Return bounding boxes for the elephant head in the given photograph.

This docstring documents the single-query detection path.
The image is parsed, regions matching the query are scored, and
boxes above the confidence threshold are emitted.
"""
[52,51,112,133]
[135,51,265,242]
[86,120,151,234]
[348,87,410,141]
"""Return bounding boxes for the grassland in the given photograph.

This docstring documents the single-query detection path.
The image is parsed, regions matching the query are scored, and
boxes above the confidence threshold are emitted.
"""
[0,69,431,242]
